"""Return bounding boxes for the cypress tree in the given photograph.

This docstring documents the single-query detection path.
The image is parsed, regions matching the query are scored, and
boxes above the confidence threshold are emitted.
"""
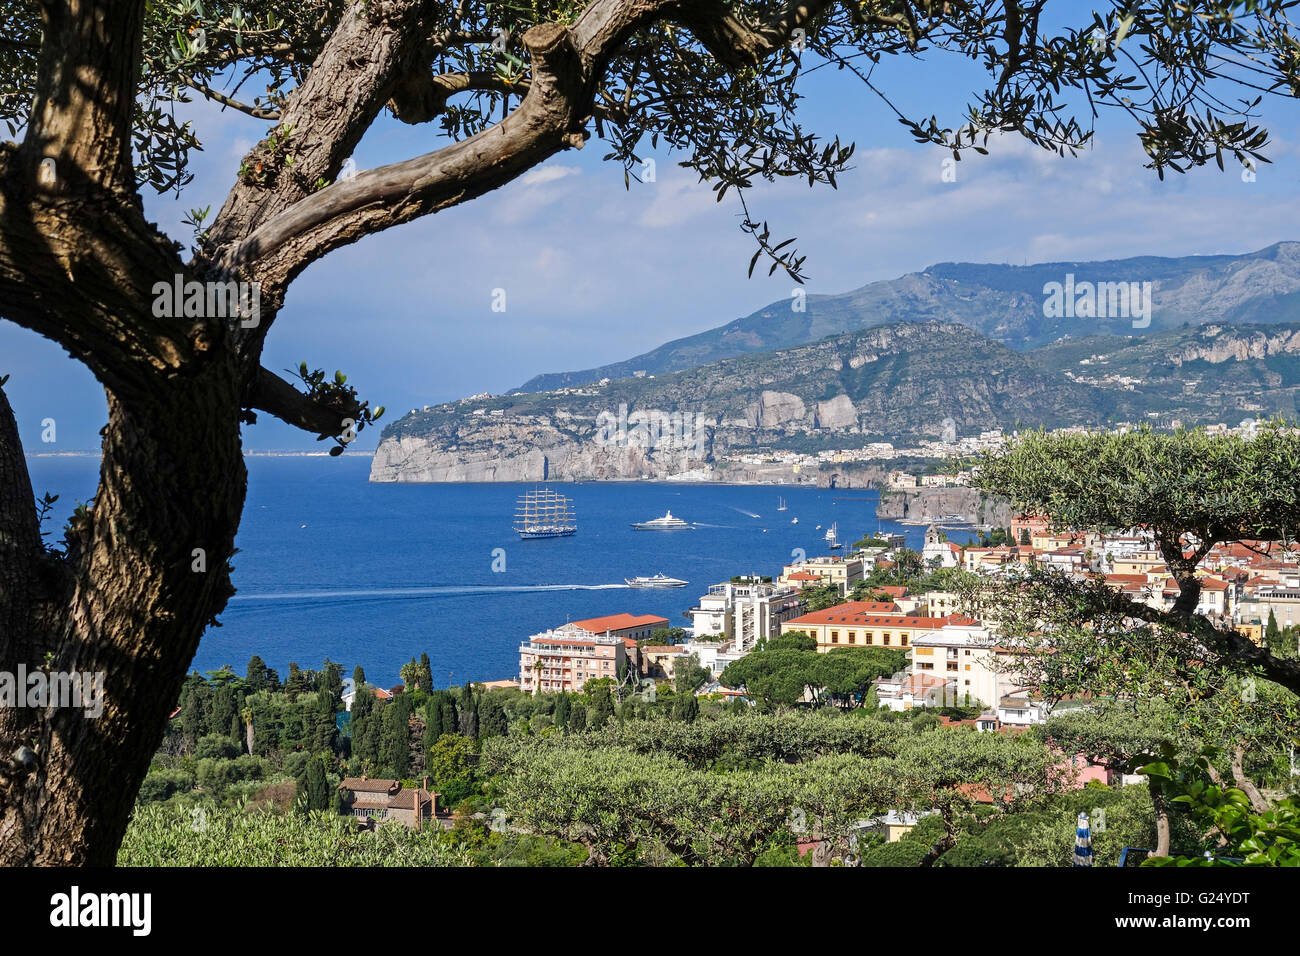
[285,662,307,700]
[299,756,330,812]
[589,684,613,729]
[246,655,269,693]
[352,664,366,688]
[458,682,478,739]
[554,693,571,732]
[479,696,508,740]
[319,658,344,711]
[568,703,587,734]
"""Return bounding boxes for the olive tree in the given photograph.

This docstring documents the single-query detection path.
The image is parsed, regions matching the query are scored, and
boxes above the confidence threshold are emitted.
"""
[0,0,1295,864]
[976,425,1300,695]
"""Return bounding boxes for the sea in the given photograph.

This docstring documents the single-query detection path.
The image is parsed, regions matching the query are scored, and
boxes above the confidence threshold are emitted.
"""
[25,455,935,688]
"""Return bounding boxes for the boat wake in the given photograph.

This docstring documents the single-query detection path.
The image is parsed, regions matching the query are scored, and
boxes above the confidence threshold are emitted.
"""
[229,583,629,604]
[729,507,761,518]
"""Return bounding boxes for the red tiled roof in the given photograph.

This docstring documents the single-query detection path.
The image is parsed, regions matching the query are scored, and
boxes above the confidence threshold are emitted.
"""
[340,777,399,794]
[783,602,913,626]
[571,613,669,633]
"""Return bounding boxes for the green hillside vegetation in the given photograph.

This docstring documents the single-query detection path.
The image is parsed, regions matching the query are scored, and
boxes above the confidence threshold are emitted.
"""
[385,320,1300,451]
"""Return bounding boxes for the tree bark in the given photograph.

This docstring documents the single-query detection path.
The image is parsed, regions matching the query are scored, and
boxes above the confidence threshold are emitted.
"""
[1230,746,1270,814]
[1148,787,1172,858]
[0,373,246,865]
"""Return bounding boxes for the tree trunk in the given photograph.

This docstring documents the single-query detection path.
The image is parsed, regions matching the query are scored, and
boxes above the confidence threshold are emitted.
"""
[1230,746,1270,814]
[0,369,246,864]
[1148,788,1172,858]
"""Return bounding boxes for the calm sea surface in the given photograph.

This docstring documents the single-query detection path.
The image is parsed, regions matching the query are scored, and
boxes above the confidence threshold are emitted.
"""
[25,456,930,687]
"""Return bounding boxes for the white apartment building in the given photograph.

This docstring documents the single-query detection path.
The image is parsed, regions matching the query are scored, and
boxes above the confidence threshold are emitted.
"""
[908,619,1025,714]
[688,580,804,652]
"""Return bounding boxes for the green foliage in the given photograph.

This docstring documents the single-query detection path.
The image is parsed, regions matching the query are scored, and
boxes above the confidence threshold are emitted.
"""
[1140,746,1300,867]
[427,734,478,807]
[720,637,902,710]
[194,734,240,761]
[138,769,195,804]
[118,805,471,866]
[978,423,1300,541]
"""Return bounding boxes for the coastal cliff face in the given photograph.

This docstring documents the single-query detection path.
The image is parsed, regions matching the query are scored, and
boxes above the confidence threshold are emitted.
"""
[370,321,1087,483]
[371,316,1300,484]
[876,488,1012,527]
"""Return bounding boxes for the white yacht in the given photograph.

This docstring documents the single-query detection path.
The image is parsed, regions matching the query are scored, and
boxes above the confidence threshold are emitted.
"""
[630,510,692,530]
[625,573,689,588]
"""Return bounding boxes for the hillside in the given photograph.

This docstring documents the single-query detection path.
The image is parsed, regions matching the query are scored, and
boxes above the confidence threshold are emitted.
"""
[372,321,1300,483]
[515,242,1300,392]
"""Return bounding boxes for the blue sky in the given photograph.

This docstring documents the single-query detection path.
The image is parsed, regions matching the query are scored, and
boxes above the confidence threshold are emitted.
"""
[4,39,1299,452]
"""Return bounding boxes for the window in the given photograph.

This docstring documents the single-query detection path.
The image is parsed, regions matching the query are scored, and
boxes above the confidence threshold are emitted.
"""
[883,633,891,646]
[947,662,958,672]
[919,662,934,671]
[865,632,874,644]
[848,631,855,641]
[901,634,908,646]
[830,631,839,643]
[964,680,971,686]
[964,649,970,656]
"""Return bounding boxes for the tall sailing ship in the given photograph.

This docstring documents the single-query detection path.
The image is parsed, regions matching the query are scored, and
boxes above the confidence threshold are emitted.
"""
[513,487,577,539]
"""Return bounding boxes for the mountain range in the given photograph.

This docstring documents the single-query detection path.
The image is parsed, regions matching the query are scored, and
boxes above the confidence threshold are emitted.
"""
[514,241,1300,392]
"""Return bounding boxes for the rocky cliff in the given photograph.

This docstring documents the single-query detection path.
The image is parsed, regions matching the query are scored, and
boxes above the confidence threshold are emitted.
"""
[876,488,1012,527]
[372,319,1300,483]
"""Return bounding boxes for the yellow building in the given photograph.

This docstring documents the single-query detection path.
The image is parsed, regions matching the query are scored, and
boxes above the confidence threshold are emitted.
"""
[781,603,975,652]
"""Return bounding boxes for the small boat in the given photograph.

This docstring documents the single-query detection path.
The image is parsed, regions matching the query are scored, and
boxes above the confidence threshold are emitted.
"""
[777,496,788,511]
[625,573,689,588]
[826,523,843,549]
[791,517,798,524]
[630,510,692,530]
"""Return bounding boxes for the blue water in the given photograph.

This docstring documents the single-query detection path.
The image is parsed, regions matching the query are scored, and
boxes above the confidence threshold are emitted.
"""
[24,456,927,688]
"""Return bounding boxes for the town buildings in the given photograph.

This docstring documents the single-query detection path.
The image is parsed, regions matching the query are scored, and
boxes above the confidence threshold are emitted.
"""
[519,623,627,694]
[687,579,804,650]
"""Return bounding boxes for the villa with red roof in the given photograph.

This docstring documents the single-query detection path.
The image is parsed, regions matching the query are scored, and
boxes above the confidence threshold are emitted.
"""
[781,603,973,652]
